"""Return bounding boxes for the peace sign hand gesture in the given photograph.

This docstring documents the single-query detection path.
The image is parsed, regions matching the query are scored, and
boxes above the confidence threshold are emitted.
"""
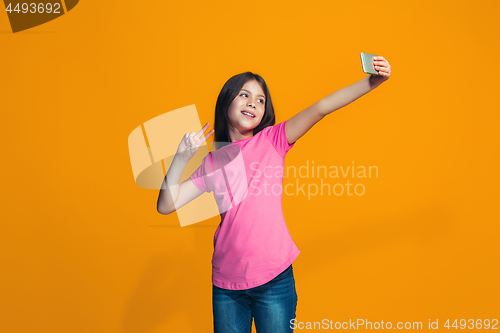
[176,122,215,163]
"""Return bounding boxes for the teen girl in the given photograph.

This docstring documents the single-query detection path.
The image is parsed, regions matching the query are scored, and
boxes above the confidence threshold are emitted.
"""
[157,56,391,332]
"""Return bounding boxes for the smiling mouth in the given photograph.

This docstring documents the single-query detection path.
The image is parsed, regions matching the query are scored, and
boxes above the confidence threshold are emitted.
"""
[241,110,256,118]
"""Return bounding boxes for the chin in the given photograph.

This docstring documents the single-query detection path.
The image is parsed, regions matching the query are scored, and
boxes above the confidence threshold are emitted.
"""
[241,124,257,132]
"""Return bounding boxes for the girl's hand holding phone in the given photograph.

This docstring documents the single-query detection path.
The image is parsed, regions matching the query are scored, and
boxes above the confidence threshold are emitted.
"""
[176,122,215,163]
[370,56,391,85]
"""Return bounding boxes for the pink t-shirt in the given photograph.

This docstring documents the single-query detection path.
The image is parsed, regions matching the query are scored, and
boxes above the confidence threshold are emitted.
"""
[190,120,300,290]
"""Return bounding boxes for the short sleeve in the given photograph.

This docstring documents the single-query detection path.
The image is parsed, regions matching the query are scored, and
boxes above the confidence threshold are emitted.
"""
[189,153,213,193]
[263,120,296,157]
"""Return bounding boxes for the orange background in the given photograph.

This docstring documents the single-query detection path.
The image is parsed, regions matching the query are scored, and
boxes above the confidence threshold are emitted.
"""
[1,0,499,332]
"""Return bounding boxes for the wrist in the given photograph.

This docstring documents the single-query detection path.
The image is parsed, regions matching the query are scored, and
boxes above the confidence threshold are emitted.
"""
[369,74,386,89]
[174,153,190,165]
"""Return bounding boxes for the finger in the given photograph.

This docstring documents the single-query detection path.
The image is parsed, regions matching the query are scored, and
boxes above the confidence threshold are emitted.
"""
[374,59,389,65]
[188,135,197,149]
[187,132,196,146]
[202,129,215,142]
[196,122,210,139]
[198,129,215,144]
[375,63,390,71]
[374,59,388,66]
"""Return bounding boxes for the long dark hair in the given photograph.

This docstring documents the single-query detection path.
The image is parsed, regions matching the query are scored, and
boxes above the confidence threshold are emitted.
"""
[213,72,275,150]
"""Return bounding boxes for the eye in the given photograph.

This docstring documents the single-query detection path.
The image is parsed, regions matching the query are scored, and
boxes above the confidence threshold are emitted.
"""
[258,99,265,104]
[240,93,248,98]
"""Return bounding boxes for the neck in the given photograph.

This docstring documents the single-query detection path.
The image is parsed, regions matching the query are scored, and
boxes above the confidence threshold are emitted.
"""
[229,127,253,143]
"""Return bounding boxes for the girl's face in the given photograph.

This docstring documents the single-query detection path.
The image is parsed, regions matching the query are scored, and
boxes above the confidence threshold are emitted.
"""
[227,80,266,137]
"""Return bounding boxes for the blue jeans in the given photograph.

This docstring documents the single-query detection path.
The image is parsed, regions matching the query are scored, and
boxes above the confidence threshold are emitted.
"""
[212,264,298,333]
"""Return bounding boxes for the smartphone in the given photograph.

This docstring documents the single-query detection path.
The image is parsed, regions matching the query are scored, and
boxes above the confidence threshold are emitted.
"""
[360,52,379,75]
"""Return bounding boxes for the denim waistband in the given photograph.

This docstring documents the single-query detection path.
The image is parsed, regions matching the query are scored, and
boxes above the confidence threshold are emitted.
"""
[274,264,292,279]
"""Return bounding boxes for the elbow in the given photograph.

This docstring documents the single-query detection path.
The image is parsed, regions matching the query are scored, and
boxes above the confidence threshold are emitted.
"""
[157,207,173,215]
[315,100,329,118]
[157,207,168,215]
[157,202,175,215]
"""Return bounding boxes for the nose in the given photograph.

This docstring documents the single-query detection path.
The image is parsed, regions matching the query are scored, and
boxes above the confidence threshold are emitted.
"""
[248,101,256,108]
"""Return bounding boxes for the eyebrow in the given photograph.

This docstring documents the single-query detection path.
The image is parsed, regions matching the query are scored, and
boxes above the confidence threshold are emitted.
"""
[241,89,265,99]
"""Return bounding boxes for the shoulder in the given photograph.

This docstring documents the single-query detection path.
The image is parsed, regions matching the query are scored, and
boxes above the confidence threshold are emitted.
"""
[259,121,287,136]
[259,121,295,157]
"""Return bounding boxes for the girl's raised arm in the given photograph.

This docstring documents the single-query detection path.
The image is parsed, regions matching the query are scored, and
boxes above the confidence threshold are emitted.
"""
[157,122,214,215]
[285,56,391,145]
